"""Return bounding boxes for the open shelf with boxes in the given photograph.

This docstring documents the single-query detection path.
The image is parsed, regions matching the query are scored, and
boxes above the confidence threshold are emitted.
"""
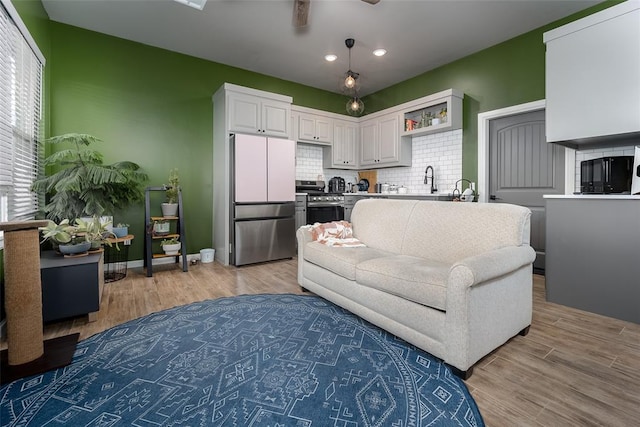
[400,89,463,138]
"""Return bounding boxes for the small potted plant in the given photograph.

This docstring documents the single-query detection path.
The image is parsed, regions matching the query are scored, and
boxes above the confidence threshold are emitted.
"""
[153,219,170,235]
[161,168,179,217]
[112,223,129,238]
[75,216,117,250]
[160,237,181,256]
[39,219,91,256]
[439,107,447,123]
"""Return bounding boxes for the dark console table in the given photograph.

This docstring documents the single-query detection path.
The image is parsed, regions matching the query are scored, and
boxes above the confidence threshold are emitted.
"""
[40,250,104,322]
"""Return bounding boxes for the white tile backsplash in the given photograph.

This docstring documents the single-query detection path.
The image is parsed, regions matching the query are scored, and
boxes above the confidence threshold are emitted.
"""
[296,130,464,194]
[573,145,637,192]
[295,144,324,181]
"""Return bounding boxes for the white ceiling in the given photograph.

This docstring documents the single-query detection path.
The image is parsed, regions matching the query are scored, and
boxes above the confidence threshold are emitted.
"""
[41,0,602,96]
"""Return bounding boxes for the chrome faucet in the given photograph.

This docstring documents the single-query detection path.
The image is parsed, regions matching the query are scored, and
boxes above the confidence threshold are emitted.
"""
[424,165,437,193]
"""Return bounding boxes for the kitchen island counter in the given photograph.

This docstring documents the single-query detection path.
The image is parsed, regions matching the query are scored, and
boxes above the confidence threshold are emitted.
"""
[544,194,640,200]
[343,192,454,199]
[544,195,640,324]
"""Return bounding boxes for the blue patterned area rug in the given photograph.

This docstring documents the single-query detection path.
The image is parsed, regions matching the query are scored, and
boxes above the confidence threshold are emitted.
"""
[1,294,484,426]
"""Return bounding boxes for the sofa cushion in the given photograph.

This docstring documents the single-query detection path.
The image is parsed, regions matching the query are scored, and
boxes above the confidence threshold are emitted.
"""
[401,202,532,264]
[356,255,450,311]
[303,242,393,280]
[350,199,419,253]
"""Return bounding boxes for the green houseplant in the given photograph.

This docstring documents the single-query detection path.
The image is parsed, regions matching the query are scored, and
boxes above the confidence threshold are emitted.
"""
[74,216,117,250]
[160,236,181,255]
[31,133,148,222]
[39,219,91,255]
[161,168,180,217]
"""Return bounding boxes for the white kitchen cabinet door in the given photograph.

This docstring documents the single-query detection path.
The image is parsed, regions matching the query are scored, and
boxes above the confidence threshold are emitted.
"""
[359,119,379,166]
[267,138,296,202]
[262,99,290,138]
[229,93,261,135]
[378,114,400,164]
[331,120,359,169]
[314,117,333,143]
[234,134,267,202]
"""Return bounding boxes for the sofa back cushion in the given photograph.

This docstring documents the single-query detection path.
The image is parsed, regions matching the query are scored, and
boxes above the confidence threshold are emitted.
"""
[351,199,531,264]
[403,201,531,263]
[350,199,420,253]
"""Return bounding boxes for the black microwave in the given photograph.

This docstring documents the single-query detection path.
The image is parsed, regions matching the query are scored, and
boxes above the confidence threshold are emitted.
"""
[580,156,634,194]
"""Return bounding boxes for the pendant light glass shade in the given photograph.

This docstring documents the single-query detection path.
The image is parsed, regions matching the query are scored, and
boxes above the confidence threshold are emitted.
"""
[344,73,357,89]
[346,96,364,116]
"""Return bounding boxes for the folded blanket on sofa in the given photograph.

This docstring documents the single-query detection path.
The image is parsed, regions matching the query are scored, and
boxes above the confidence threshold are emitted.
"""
[310,221,366,247]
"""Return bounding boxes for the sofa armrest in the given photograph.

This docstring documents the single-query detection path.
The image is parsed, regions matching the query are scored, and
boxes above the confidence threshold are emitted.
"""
[296,225,314,249]
[449,245,536,287]
[296,226,314,285]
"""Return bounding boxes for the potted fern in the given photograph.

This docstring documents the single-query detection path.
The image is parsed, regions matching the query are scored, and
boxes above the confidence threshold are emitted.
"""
[161,168,179,217]
[31,133,148,222]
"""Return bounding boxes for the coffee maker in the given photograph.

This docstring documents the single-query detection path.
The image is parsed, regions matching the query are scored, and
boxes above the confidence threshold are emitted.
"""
[328,176,346,192]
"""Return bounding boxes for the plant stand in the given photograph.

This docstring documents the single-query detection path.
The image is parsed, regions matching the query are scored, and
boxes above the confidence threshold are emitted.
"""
[143,186,188,277]
[104,234,134,282]
[0,220,78,385]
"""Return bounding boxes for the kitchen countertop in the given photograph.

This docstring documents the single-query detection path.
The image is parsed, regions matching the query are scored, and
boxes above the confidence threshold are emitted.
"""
[544,194,640,200]
[344,192,455,200]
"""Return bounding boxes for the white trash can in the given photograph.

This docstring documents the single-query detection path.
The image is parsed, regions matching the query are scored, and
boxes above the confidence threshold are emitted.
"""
[200,248,215,263]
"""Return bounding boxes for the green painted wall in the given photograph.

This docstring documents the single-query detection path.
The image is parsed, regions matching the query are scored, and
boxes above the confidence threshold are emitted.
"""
[47,21,346,260]
[363,0,624,184]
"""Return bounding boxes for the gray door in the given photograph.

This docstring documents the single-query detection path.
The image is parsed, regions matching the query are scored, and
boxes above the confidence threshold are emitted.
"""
[489,109,565,272]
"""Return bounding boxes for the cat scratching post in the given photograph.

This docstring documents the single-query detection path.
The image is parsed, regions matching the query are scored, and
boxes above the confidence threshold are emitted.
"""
[0,221,78,385]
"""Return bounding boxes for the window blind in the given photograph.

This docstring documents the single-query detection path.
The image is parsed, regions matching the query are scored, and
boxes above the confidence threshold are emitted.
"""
[0,0,44,248]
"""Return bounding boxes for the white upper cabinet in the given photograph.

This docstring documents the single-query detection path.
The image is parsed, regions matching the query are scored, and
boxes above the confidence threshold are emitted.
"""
[297,113,333,144]
[359,113,410,168]
[399,89,463,138]
[228,91,291,138]
[544,1,640,146]
[325,119,359,169]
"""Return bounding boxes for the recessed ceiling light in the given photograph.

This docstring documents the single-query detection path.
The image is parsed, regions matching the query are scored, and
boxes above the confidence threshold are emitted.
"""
[325,54,337,62]
[373,49,387,57]
[173,0,207,10]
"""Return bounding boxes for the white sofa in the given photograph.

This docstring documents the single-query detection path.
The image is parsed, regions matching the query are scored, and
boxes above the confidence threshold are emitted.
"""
[296,199,535,378]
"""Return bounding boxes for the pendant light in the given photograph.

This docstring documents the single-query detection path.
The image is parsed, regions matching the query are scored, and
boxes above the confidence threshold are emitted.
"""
[342,38,360,92]
[346,95,364,116]
[343,38,364,116]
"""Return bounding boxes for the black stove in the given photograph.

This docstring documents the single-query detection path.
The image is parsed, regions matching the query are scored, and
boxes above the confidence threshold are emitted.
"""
[295,180,344,206]
[296,180,345,223]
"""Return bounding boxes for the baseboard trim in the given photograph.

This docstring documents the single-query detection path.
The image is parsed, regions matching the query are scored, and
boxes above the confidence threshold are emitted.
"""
[123,253,201,269]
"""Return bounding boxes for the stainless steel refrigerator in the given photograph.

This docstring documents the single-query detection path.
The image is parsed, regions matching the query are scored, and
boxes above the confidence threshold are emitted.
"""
[230,134,296,266]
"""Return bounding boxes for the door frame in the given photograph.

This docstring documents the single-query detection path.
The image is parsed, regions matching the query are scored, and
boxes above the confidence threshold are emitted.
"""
[477,99,576,203]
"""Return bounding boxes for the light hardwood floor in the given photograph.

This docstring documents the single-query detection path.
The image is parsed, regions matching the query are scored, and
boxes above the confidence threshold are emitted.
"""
[3,259,638,426]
